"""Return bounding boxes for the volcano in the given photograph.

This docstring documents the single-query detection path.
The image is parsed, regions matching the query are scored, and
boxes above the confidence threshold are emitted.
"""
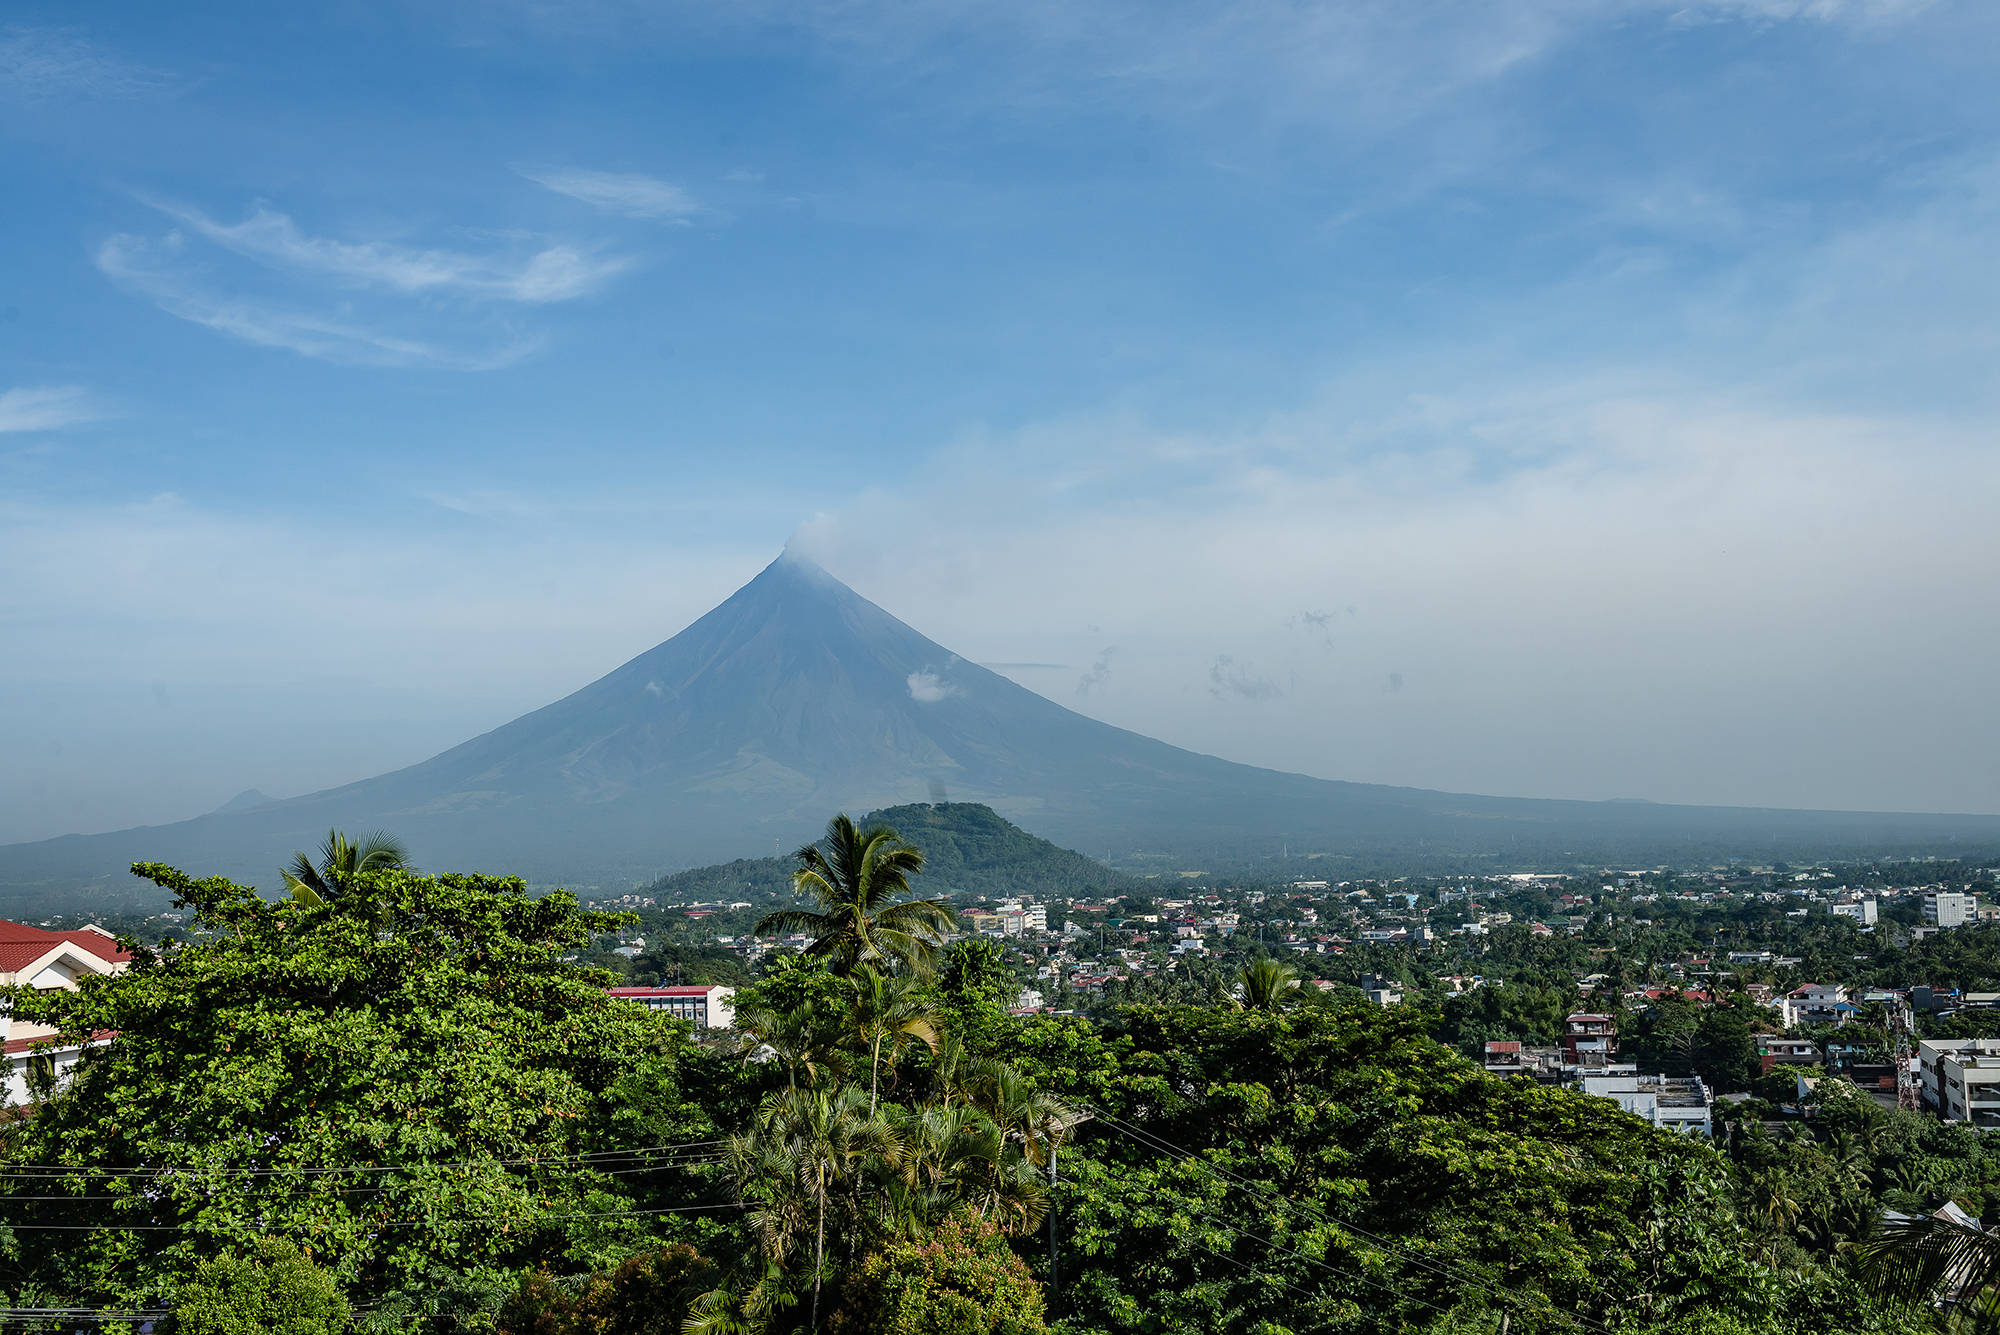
[5,550,1999,902]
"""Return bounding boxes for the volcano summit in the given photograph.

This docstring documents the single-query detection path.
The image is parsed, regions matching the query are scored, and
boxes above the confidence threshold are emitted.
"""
[4,550,1998,903]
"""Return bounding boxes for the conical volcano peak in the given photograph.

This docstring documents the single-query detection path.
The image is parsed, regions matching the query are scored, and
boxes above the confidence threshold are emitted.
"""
[773,536,838,578]
[8,531,1998,901]
[743,542,859,602]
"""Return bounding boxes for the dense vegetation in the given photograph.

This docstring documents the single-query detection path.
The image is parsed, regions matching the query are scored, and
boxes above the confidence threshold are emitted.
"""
[645,804,1138,905]
[4,825,1996,1334]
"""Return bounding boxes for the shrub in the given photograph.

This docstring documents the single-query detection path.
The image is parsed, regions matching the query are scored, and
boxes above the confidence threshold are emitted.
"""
[829,1214,1048,1335]
[497,1244,716,1335]
[168,1237,349,1335]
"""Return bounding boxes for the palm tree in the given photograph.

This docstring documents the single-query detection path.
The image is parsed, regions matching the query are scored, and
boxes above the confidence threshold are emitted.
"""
[1757,1169,1803,1235]
[732,1001,849,1094]
[281,828,412,906]
[741,1083,898,1332]
[1237,956,1301,1010]
[1860,1208,2000,1333]
[843,966,940,1114]
[755,815,954,975]
[959,1062,1067,1170]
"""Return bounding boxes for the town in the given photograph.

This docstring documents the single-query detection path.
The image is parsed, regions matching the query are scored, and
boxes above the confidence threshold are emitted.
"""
[574,857,2000,1140]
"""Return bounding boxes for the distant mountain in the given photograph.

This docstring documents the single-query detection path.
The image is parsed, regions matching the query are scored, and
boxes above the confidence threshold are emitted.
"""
[211,789,279,815]
[648,802,1141,904]
[4,549,1999,910]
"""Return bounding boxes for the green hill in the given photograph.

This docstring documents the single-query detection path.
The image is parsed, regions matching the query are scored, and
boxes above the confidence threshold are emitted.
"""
[644,801,1137,904]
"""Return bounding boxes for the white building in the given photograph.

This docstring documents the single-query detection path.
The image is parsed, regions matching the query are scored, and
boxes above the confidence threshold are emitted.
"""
[1581,1073,1713,1135]
[1777,983,1853,1027]
[1829,900,1879,926]
[607,984,735,1030]
[0,920,132,1107]
[1925,892,1976,929]
[1919,1038,2000,1125]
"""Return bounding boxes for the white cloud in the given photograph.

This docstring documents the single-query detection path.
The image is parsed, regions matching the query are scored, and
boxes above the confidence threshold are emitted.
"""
[522,168,702,222]
[95,234,537,370]
[0,386,100,433]
[141,199,629,303]
[0,27,172,101]
[906,670,960,703]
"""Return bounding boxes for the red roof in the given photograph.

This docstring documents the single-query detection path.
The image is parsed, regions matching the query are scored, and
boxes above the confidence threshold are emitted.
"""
[3,1030,115,1056]
[606,986,721,998]
[1485,1041,1522,1053]
[0,921,131,973]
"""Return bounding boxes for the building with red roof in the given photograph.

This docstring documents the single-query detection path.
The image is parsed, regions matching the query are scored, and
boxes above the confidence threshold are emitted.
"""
[606,984,735,1030]
[0,919,130,1107]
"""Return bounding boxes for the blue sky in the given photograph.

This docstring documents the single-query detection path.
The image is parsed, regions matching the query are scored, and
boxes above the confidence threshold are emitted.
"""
[4,0,1999,842]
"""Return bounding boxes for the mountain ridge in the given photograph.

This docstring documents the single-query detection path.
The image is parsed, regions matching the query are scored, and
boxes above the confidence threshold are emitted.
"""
[3,550,1999,909]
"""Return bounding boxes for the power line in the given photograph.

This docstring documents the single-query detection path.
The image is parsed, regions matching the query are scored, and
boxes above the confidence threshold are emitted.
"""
[0,1157,732,1202]
[0,1200,747,1232]
[0,1140,729,1180]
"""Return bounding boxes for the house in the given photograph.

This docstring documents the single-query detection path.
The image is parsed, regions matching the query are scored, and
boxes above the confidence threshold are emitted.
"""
[1778,984,1853,1027]
[1563,1014,1617,1068]
[1483,1041,1525,1076]
[1756,1036,1821,1076]
[607,984,735,1030]
[1580,1073,1714,1135]
[1358,974,1404,1006]
[0,920,132,1107]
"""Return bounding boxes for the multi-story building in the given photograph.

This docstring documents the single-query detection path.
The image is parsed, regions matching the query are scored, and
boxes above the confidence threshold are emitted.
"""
[1778,983,1853,1027]
[1756,1036,1821,1076]
[1925,892,1976,929]
[607,984,735,1030]
[1829,900,1878,926]
[0,920,132,1106]
[1919,1038,2000,1124]
[1580,1073,1714,1135]
[1563,1013,1617,1067]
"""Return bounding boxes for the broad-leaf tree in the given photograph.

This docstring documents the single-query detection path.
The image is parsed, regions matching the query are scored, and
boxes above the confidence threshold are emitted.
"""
[0,861,722,1327]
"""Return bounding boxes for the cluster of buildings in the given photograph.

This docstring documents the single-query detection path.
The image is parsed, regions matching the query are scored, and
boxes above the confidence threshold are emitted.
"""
[1483,1013,1717,1133]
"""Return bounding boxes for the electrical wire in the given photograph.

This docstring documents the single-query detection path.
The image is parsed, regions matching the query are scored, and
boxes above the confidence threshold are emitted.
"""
[0,1139,729,1181]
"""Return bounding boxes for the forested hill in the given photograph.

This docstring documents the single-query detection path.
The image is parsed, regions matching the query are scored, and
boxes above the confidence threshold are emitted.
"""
[646,801,1139,903]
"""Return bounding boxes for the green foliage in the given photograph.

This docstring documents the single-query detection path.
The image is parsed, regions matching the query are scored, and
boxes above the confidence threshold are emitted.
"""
[1017,999,1775,1335]
[934,939,1020,1054]
[627,940,754,987]
[828,1213,1049,1335]
[167,1237,350,1335]
[496,1244,716,1335]
[0,860,723,1324]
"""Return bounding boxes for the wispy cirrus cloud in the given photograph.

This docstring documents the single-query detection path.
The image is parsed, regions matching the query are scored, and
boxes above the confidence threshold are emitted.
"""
[0,386,102,433]
[141,199,630,302]
[0,27,173,102]
[94,234,537,371]
[521,168,702,222]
